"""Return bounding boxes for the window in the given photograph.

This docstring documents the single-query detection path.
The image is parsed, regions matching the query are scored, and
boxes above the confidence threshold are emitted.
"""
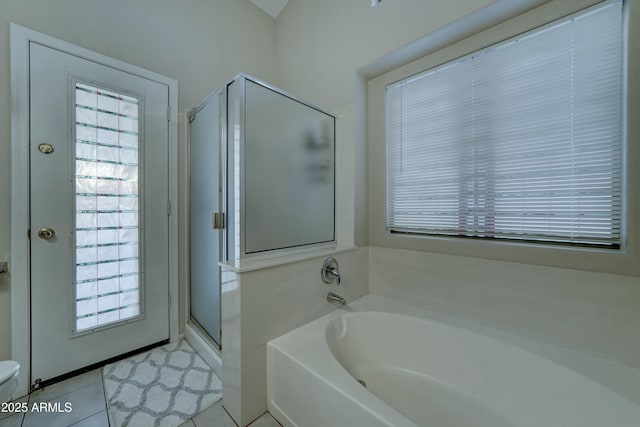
[386,0,624,248]
[74,82,141,332]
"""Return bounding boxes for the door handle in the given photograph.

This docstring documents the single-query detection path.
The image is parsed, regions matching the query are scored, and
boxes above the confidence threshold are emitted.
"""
[213,212,225,230]
[37,228,56,240]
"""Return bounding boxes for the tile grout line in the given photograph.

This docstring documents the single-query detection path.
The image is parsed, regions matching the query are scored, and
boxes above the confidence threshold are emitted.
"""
[20,389,30,427]
[24,391,29,427]
[222,404,239,427]
[22,370,107,427]
[64,369,110,427]
[100,367,111,427]
[66,410,106,427]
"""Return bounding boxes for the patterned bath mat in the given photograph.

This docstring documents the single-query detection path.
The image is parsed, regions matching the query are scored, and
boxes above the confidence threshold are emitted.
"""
[103,340,222,427]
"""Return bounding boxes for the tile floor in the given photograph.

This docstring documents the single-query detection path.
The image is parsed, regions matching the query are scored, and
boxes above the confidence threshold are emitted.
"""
[0,369,280,427]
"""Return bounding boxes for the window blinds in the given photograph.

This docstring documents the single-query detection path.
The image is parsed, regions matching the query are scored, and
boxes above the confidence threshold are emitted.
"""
[386,0,623,247]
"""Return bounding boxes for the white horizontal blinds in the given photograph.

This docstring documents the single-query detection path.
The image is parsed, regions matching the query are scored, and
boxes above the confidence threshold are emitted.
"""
[74,82,141,332]
[386,1,623,247]
[387,58,476,233]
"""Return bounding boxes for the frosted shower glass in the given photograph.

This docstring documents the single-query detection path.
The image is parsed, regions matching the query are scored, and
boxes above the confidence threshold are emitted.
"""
[189,94,222,345]
[244,80,335,253]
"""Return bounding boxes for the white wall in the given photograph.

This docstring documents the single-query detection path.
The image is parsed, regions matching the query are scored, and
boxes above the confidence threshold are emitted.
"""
[0,0,276,361]
[367,0,640,277]
[273,0,498,111]
[362,0,640,375]
[273,0,640,377]
[273,0,544,247]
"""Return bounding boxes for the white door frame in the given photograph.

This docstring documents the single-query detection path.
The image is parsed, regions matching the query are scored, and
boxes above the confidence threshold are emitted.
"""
[10,23,179,398]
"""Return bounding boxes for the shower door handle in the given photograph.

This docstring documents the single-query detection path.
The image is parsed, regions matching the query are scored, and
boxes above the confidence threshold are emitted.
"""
[213,212,225,230]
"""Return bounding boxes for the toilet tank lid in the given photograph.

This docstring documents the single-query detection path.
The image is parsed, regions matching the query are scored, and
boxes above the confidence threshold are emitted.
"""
[0,361,19,383]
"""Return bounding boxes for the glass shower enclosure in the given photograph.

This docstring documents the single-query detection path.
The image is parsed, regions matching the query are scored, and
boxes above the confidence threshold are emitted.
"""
[188,89,224,346]
[188,75,335,346]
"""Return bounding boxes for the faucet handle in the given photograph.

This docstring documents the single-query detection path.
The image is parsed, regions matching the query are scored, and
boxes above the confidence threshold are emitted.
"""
[321,257,340,285]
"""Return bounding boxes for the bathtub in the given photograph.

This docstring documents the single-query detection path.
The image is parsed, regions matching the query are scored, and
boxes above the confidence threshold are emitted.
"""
[267,295,640,427]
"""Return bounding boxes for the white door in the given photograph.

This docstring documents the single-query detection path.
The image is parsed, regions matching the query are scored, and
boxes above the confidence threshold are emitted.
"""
[29,42,170,383]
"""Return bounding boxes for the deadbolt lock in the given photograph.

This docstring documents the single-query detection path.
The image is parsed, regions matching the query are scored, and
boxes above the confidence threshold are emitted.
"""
[37,228,56,240]
[37,143,55,154]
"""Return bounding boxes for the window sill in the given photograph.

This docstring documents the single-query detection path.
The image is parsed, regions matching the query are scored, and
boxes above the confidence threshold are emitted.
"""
[219,244,358,273]
[374,229,638,276]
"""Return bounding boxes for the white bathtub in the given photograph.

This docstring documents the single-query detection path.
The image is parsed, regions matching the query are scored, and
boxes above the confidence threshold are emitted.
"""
[267,295,640,427]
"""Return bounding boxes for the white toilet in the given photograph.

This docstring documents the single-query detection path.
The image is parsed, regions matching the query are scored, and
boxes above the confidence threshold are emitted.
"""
[0,361,20,403]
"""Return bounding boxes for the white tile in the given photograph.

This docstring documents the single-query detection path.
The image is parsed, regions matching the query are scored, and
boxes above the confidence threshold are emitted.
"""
[221,270,242,423]
[30,369,103,403]
[220,380,240,426]
[369,246,640,370]
[0,396,28,421]
[193,401,236,427]
[69,410,109,427]
[178,420,196,427]
[222,249,368,426]
[23,380,106,427]
[241,248,369,353]
[241,345,267,424]
[248,412,281,427]
[0,413,24,427]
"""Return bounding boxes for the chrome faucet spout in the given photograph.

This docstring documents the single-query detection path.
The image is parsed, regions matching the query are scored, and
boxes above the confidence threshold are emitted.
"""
[327,292,347,306]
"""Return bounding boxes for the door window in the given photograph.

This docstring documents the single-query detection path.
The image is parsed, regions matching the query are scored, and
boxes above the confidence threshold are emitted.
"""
[73,82,142,332]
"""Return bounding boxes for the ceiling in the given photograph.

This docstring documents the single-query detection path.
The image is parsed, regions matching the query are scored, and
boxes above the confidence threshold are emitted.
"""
[250,0,290,18]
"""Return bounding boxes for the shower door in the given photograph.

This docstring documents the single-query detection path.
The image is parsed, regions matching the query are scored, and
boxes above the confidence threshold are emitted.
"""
[188,92,223,346]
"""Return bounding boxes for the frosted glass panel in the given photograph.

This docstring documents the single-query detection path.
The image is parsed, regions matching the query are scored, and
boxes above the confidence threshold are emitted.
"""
[74,82,141,332]
[189,94,222,345]
[244,80,335,253]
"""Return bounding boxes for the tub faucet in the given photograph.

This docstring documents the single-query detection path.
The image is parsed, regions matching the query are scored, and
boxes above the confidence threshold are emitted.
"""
[327,292,347,306]
[321,257,341,285]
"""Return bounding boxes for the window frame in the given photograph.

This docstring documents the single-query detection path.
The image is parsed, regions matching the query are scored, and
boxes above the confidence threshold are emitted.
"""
[71,79,145,334]
[367,0,640,276]
[385,1,624,249]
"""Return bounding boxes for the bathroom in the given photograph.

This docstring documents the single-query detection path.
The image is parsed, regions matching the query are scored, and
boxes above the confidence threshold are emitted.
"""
[1,0,640,426]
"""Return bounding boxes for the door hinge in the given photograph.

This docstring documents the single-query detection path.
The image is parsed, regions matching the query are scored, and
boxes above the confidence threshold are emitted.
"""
[167,105,171,122]
[31,378,43,392]
[213,212,225,230]
[167,201,172,216]
[27,228,31,239]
